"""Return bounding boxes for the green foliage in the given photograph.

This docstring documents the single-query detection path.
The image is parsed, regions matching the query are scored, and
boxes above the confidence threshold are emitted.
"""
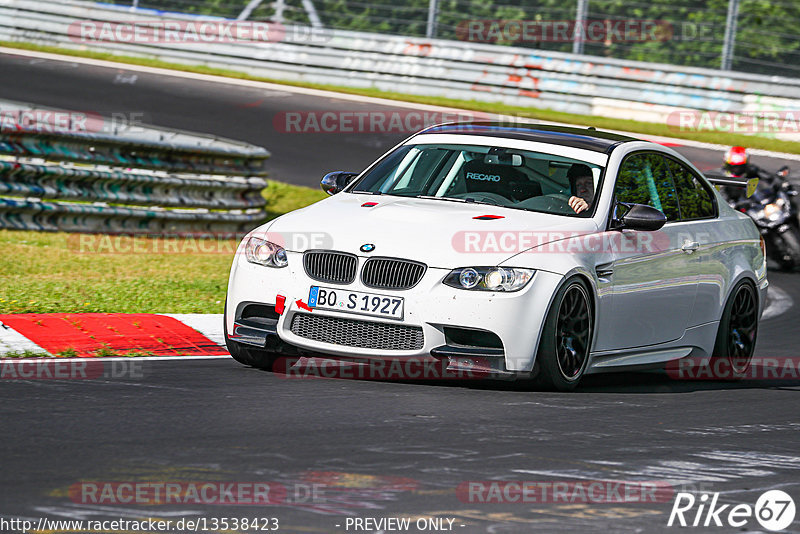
[263,179,328,221]
[0,350,51,358]
[586,0,800,73]
[101,0,800,76]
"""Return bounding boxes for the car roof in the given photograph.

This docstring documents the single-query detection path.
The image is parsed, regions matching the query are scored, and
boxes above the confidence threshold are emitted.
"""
[417,122,640,153]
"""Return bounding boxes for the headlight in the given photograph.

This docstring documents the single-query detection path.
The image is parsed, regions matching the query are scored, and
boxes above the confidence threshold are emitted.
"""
[459,268,481,289]
[444,267,535,292]
[245,236,288,268]
[763,199,786,221]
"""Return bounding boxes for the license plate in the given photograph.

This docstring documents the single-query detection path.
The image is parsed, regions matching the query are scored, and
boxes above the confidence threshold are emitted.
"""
[308,286,404,320]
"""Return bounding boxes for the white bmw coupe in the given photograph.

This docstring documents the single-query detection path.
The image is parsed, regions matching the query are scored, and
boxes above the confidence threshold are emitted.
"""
[224,123,767,390]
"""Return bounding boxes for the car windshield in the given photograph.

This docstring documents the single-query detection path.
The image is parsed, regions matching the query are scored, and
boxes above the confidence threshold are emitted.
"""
[350,143,604,216]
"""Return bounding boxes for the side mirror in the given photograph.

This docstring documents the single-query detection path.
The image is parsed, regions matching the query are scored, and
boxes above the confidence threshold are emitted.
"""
[612,202,667,231]
[321,171,358,195]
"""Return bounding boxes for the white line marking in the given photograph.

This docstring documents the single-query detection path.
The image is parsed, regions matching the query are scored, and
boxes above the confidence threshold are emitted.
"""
[5,46,800,159]
[0,355,230,362]
[763,284,793,320]
[0,46,464,112]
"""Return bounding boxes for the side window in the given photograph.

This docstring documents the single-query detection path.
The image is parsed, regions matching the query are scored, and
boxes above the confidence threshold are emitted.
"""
[615,152,679,221]
[667,159,716,220]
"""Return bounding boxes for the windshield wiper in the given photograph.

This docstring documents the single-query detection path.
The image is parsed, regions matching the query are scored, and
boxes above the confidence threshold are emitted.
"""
[416,195,466,203]
[416,195,506,207]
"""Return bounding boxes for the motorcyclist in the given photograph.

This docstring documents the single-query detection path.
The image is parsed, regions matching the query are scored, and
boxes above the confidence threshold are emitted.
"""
[721,146,773,204]
[723,146,762,180]
[720,146,800,269]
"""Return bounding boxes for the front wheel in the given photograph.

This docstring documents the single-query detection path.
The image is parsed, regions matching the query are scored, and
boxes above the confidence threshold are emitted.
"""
[712,280,758,379]
[533,278,593,391]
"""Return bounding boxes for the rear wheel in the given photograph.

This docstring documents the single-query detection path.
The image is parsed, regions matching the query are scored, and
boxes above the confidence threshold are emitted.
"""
[534,278,593,391]
[712,280,758,379]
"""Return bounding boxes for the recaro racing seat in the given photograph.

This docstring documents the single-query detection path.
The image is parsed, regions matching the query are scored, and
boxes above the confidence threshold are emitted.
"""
[461,158,542,201]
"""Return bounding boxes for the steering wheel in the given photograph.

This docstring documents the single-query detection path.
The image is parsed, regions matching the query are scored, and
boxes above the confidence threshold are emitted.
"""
[451,192,510,205]
[545,194,574,210]
[517,193,576,214]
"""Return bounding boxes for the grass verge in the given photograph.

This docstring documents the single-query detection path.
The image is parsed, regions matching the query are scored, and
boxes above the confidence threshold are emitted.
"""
[4,40,800,154]
[0,180,325,314]
[0,348,155,358]
[264,179,328,220]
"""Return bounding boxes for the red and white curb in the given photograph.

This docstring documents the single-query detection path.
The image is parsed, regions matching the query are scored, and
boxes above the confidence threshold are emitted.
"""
[0,313,228,359]
[0,285,791,360]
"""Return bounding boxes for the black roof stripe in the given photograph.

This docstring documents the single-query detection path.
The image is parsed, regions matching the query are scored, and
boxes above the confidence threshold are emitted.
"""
[418,122,641,153]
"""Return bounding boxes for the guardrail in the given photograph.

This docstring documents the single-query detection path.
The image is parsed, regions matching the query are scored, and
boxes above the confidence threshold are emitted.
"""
[0,161,266,209]
[2,0,800,141]
[0,100,270,236]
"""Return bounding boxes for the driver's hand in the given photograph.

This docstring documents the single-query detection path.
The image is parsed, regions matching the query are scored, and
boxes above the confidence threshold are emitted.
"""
[569,196,589,214]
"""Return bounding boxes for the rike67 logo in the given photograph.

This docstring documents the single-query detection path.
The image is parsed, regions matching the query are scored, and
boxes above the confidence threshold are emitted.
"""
[668,490,795,531]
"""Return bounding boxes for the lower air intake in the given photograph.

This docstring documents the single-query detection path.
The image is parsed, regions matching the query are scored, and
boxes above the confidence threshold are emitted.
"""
[290,313,424,351]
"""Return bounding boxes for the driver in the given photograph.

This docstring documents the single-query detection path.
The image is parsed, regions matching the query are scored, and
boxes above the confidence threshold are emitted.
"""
[567,164,595,214]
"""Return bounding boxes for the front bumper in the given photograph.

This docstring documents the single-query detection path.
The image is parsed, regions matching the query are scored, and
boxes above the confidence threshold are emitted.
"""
[231,315,516,378]
[226,251,564,372]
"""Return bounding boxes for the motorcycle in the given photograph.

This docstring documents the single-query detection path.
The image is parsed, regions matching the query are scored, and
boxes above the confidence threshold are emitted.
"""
[720,166,800,271]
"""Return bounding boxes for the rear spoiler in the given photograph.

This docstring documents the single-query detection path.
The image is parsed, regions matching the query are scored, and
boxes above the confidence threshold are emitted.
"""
[704,172,759,198]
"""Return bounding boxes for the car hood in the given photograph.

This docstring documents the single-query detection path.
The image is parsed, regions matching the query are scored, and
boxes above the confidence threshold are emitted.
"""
[261,193,599,268]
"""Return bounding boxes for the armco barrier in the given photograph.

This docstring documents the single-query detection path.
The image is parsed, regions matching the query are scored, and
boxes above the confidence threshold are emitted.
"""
[0,161,266,209]
[0,197,266,234]
[1,0,800,140]
[0,126,268,177]
[0,101,270,236]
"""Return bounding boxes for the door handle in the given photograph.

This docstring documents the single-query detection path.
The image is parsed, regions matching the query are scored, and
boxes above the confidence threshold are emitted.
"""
[681,241,700,254]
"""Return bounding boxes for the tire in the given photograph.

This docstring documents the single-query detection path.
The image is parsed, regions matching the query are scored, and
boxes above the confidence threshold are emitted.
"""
[712,280,758,380]
[223,304,279,371]
[776,227,800,271]
[533,277,594,391]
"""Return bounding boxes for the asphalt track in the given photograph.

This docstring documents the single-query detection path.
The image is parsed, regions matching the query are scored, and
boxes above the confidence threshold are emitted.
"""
[1,50,798,186]
[1,50,800,533]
